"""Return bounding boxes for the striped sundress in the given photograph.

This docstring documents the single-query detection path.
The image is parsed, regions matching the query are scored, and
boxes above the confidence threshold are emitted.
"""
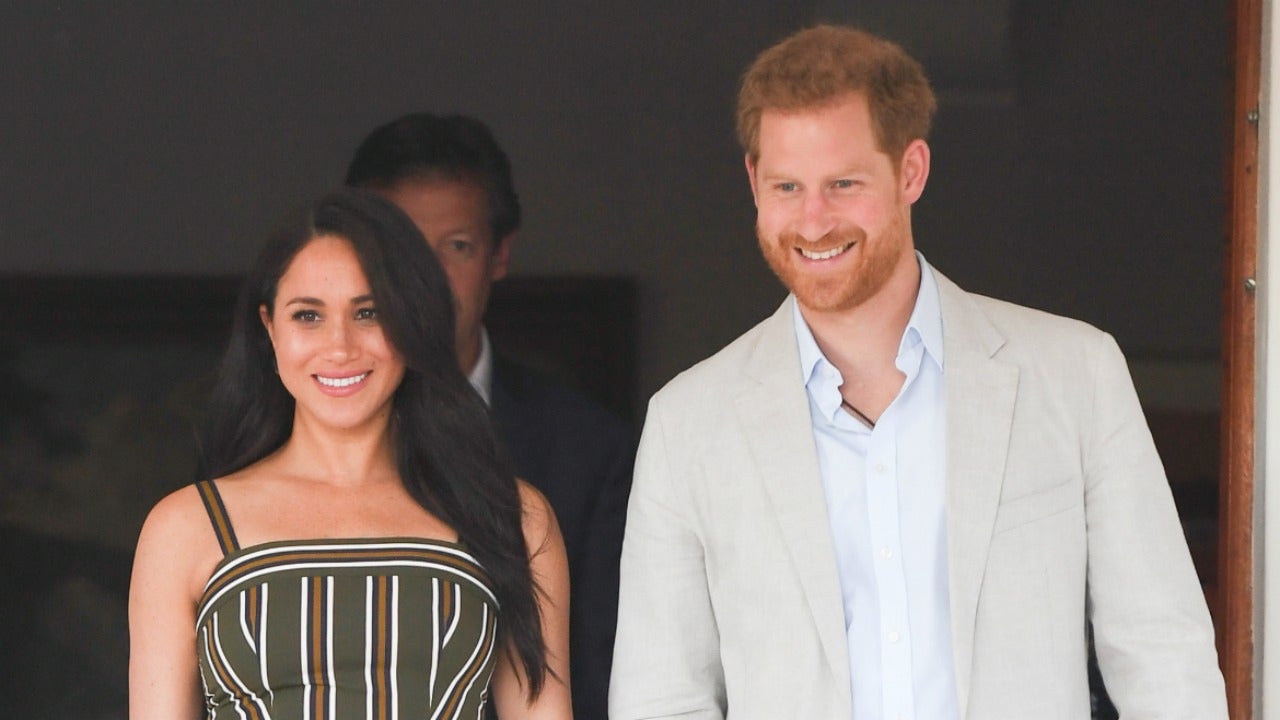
[193,480,501,720]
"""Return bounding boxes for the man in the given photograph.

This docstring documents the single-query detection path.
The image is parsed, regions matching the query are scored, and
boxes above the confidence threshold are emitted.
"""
[610,25,1226,720]
[347,113,635,720]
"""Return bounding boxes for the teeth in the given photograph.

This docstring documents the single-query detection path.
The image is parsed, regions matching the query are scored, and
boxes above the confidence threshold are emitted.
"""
[316,373,368,388]
[799,243,853,260]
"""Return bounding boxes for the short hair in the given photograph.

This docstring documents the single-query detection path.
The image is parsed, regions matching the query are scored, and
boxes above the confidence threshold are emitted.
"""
[736,25,937,162]
[345,113,522,242]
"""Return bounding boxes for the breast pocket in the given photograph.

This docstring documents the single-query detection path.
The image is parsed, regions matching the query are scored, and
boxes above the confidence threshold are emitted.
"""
[992,478,1082,534]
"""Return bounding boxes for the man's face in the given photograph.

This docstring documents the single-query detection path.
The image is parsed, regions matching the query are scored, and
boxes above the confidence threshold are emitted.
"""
[381,178,511,373]
[747,92,927,316]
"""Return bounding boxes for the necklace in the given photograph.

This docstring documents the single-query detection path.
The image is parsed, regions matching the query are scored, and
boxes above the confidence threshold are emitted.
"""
[840,397,876,429]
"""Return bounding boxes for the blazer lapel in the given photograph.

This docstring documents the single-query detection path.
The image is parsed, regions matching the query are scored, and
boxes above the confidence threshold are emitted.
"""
[936,273,1019,718]
[733,298,852,703]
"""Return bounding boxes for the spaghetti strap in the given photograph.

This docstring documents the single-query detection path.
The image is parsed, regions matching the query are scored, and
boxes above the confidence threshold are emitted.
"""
[195,480,240,556]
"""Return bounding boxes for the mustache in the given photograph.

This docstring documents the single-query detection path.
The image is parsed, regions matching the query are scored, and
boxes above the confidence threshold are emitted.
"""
[765,225,868,251]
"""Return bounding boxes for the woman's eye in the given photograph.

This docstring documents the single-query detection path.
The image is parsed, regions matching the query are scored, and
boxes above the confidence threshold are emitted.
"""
[291,309,320,322]
[355,307,379,322]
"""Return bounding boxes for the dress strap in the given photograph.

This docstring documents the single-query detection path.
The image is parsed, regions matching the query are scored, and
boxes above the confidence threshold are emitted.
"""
[195,480,240,556]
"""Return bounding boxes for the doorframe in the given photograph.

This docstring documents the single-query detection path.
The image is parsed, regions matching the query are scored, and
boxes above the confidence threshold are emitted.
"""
[1223,0,1261,716]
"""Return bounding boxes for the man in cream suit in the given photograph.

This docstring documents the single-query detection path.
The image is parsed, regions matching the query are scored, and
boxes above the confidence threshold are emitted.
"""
[610,25,1227,720]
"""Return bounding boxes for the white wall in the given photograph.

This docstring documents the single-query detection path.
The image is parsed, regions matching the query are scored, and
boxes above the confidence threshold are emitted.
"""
[1262,1,1278,714]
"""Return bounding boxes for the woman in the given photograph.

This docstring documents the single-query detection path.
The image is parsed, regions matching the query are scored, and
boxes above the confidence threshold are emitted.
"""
[128,189,571,719]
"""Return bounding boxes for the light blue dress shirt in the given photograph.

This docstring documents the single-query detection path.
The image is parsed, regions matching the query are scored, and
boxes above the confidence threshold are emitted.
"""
[793,253,959,720]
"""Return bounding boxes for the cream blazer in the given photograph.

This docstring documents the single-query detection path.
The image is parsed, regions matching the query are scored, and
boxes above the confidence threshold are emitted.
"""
[610,270,1226,720]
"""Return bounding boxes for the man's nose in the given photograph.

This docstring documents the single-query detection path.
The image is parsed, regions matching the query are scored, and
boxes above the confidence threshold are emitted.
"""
[796,191,837,243]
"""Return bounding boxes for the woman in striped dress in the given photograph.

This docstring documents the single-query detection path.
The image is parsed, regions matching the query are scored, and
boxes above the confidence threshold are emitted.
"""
[128,190,572,719]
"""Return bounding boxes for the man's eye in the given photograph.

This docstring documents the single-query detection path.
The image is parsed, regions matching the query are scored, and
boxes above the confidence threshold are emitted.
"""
[833,179,856,189]
[445,238,476,255]
[776,182,798,193]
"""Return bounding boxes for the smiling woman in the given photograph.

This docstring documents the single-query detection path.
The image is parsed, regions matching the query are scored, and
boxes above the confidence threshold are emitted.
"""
[259,236,406,436]
[126,189,572,720]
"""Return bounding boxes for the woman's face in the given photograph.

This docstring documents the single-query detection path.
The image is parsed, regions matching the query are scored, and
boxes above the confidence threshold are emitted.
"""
[260,235,406,436]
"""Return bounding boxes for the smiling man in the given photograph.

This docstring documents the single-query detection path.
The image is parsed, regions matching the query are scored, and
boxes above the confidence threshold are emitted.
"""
[610,25,1227,720]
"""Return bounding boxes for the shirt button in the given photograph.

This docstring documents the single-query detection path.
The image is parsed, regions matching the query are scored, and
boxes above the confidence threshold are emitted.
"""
[880,547,894,559]
[888,631,900,643]
[875,463,886,473]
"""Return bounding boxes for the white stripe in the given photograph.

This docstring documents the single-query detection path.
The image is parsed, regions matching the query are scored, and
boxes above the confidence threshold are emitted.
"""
[442,584,461,647]
[326,577,336,720]
[199,558,496,628]
[389,575,400,720]
[429,596,493,720]
[239,591,255,651]
[301,579,312,720]
[209,614,257,720]
[429,577,440,705]
[259,584,272,707]
[205,540,483,590]
[452,605,498,720]
[199,625,236,716]
[365,576,375,720]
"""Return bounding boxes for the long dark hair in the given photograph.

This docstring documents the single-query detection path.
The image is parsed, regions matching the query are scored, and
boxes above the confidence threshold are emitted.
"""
[201,188,548,697]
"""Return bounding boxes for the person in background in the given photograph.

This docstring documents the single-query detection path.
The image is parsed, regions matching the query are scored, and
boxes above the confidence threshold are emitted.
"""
[347,113,634,720]
[610,24,1227,720]
[129,189,572,719]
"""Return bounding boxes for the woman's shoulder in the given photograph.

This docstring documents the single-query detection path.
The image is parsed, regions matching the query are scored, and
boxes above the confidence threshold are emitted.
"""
[139,483,210,542]
[515,478,563,559]
[133,482,227,599]
[139,467,258,539]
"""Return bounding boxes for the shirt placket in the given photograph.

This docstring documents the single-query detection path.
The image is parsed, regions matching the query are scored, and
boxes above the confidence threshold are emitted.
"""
[867,390,916,720]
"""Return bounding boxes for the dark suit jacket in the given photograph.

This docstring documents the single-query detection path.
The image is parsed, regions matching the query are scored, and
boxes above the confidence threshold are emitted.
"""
[489,354,635,720]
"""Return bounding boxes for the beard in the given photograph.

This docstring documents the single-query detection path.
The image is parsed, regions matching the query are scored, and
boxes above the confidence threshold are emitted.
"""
[757,216,909,314]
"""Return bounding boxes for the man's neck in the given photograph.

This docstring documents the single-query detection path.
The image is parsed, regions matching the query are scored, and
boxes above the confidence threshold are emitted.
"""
[800,253,921,404]
[462,328,494,405]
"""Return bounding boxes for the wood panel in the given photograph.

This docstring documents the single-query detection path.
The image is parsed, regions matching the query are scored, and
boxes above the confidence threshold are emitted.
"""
[1220,0,1261,715]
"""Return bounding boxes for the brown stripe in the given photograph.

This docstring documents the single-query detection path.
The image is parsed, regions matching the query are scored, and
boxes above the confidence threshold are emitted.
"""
[245,585,259,646]
[437,605,498,720]
[310,577,328,720]
[441,580,454,639]
[201,545,491,609]
[375,575,390,720]
[203,619,265,720]
[196,480,240,555]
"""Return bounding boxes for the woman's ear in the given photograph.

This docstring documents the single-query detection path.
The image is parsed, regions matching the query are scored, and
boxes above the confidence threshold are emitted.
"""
[259,305,275,345]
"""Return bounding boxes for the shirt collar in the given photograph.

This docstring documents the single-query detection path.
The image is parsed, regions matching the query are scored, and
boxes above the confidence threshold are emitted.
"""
[907,252,945,373]
[794,251,946,390]
[467,326,494,406]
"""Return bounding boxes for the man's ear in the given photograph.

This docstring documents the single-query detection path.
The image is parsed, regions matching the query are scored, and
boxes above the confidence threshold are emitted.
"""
[745,154,761,207]
[899,139,931,204]
[489,233,514,282]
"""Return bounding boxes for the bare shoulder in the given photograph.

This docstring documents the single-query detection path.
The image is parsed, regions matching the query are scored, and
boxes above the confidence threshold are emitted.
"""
[138,483,210,549]
[515,478,562,556]
[133,482,223,603]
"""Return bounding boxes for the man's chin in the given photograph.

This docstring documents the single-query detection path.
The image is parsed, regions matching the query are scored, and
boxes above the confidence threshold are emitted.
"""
[790,284,871,315]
